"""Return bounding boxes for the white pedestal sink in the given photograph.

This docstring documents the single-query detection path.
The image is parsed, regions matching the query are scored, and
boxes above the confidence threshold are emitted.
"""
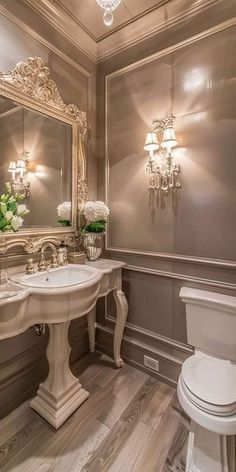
[7,264,102,429]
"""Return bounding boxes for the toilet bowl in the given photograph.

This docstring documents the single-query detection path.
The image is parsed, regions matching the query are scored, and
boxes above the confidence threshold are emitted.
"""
[177,287,236,472]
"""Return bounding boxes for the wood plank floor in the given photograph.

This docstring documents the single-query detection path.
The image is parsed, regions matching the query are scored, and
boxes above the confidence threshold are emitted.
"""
[0,353,189,472]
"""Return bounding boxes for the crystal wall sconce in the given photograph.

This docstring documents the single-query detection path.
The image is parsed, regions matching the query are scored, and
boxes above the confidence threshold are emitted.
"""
[144,114,181,193]
[8,151,30,198]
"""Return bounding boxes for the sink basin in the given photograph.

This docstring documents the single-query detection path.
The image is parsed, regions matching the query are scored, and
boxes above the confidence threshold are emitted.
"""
[3,264,102,340]
[11,264,100,289]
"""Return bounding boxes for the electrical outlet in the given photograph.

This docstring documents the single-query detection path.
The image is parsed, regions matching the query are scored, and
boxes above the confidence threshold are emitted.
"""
[144,355,159,372]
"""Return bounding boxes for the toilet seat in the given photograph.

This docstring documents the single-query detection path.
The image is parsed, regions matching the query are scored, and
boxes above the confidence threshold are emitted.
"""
[181,351,236,417]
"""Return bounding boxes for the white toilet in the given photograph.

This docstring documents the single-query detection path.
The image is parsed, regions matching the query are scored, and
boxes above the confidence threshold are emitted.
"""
[177,287,236,472]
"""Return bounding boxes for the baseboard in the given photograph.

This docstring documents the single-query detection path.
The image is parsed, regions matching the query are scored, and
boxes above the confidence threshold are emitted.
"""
[96,323,184,385]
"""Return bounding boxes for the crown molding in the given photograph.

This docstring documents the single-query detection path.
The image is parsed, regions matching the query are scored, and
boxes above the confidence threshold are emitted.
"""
[0,4,92,76]
[23,0,98,62]
[103,18,236,79]
[19,0,227,63]
[97,0,223,61]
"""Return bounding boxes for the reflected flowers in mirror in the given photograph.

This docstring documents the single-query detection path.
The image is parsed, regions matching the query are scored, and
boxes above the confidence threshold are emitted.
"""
[0,182,29,233]
[57,201,71,227]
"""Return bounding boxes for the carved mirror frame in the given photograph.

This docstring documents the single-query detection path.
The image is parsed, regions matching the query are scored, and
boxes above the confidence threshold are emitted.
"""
[0,57,88,254]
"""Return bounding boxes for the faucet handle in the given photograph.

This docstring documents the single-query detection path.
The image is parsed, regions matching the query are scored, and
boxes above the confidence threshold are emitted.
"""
[57,247,68,266]
[26,258,35,275]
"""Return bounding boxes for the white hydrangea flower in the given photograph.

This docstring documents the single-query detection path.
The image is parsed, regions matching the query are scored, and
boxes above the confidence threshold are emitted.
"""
[11,215,23,231]
[17,204,29,217]
[57,201,71,221]
[83,201,110,222]
[5,211,13,221]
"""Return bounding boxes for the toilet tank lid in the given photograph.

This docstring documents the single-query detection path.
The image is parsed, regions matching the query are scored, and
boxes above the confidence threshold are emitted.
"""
[180,287,236,314]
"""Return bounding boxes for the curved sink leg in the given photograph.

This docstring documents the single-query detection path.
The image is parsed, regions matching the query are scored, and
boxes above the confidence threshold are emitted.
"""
[113,287,128,368]
[87,306,96,353]
[30,321,89,429]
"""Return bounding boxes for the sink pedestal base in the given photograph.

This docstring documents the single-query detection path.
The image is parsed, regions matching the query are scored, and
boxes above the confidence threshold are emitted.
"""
[30,321,89,429]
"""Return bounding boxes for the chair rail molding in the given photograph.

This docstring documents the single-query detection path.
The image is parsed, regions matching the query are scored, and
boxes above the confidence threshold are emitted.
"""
[106,247,236,271]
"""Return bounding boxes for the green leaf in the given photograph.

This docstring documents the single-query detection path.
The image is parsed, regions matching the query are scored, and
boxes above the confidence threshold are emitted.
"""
[83,221,106,233]
[8,201,17,213]
[58,220,71,227]
[0,217,7,229]
[0,202,7,215]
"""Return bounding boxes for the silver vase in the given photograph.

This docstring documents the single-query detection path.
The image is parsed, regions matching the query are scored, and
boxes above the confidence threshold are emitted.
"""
[82,232,104,261]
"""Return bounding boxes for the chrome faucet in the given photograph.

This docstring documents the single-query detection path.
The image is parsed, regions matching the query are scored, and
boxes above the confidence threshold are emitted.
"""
[38,243,58,272]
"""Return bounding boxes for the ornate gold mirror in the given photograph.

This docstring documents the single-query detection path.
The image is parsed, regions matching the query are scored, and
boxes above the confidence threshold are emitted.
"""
[0,57,87,253]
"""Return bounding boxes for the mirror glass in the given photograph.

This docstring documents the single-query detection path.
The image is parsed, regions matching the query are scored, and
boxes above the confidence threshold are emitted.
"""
[0,95,72,229]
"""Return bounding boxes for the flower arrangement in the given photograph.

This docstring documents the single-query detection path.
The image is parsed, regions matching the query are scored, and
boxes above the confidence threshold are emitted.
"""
[82,200,109,233]
[57,201,71,226]
[0,182,29,233]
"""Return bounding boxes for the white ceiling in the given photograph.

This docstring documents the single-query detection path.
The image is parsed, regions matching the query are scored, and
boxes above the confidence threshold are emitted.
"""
[56,0,168,41]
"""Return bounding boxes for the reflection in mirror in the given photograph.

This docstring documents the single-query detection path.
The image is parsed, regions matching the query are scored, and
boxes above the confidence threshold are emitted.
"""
[0,95,72,228]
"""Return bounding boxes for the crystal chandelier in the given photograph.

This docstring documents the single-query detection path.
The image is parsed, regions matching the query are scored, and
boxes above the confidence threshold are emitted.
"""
[96,0,121,26]
[144,114,181,193]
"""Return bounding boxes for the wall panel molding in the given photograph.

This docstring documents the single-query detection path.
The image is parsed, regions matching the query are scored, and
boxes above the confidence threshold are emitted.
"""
[124,265,236,292]
[105,19,236,267]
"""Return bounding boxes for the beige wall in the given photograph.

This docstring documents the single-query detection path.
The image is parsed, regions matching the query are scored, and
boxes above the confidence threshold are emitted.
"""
[96,3,236,384]
[0,10,96,416]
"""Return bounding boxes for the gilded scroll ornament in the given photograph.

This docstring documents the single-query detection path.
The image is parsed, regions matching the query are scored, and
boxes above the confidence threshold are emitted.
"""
[0,57,87,134]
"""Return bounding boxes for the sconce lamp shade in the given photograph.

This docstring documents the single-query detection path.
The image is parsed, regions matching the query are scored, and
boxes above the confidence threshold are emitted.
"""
[161,126,178,150]
[8,161,17,172]
[144,131,159,152]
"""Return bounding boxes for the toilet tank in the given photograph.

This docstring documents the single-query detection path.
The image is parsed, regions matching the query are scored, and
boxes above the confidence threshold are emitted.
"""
[180,287,236,362]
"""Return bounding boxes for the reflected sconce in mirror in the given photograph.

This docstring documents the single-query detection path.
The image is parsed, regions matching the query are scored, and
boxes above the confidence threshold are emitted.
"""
[144,114,181,193]
[8,151,30,198]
